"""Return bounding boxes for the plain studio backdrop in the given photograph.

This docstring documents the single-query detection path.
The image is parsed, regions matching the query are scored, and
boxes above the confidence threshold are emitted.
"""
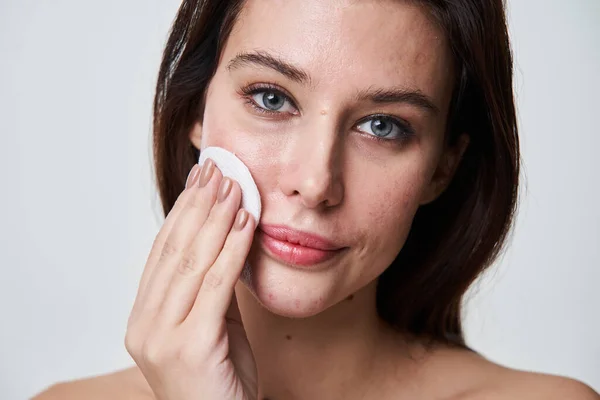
[1,1,598,398]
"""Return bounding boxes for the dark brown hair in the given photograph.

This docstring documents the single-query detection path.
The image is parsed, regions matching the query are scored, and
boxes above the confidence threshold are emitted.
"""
[152,0,520,346]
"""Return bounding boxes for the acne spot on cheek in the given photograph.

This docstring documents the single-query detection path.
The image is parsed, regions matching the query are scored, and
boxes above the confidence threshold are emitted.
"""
[320,109,328,115]
[403,197,411,209]
[346,294,355,301]
[285,335,292,340]
[415,52,428,66]
[268,293,276,301]
[402,185,419,210]
[295,299,301,309]
[308,296,324,312]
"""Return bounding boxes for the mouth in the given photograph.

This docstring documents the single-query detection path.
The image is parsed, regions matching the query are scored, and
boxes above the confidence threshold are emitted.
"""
[257,224,346,267]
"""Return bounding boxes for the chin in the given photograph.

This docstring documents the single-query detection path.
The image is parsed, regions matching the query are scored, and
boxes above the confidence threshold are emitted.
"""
[239,250,340,318]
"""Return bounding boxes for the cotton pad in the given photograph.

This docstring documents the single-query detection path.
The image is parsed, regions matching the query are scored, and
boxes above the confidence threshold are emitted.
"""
[198,147,262,226]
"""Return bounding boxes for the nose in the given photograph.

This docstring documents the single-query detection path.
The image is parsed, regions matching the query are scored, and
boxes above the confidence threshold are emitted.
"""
[279,120,344,209]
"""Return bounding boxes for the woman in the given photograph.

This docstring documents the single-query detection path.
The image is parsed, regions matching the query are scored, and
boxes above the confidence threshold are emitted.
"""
[34,0,599,399]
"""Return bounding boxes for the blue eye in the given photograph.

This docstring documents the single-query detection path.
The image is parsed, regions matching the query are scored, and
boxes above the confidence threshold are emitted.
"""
[250,90,296,113]
[356,116,413,141]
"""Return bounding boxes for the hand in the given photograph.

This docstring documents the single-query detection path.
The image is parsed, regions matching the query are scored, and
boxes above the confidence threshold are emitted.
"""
[125,160,258,400]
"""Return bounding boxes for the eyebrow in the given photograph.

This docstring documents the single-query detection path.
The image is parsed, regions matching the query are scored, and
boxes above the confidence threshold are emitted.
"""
[227,51,311,85]
[354,86,440,115]
[227,50,440,115]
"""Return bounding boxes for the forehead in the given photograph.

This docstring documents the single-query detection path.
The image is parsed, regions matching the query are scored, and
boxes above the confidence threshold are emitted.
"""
[223,0,454,106]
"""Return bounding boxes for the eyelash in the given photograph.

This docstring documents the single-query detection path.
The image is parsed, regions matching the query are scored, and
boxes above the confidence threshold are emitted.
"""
[239,83,298,116]
[238,83,416,143]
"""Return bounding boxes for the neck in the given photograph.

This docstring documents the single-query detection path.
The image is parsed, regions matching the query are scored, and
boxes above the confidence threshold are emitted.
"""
[235,280,410,399]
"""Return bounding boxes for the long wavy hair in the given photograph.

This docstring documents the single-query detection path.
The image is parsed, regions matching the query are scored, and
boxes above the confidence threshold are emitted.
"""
[151,0,520,347]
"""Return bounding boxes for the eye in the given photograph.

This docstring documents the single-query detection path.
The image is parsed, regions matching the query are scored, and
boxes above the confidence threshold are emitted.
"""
[250,90,296,113]
[355,115,414,141]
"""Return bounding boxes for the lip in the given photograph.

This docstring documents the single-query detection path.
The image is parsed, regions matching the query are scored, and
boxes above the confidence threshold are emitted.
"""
[258,224,346,267]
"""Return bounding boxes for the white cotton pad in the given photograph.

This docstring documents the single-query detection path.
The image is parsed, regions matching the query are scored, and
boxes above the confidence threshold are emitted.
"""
[198,147,262,226]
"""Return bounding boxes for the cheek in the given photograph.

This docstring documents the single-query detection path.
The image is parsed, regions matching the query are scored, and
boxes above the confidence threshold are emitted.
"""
[354,168,428,262]
[371,183,420,234]
[199,118,280,208]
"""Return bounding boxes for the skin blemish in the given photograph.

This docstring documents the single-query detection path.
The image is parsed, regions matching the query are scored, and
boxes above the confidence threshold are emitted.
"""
[286,335,292,340]
[320,109,328,115]
[347,294,355,301]
[295,299,301,309]
[415,52,428,66]
[268,293,276,301]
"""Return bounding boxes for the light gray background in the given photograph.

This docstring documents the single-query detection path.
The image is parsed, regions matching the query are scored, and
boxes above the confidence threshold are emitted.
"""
[1,1,598,399]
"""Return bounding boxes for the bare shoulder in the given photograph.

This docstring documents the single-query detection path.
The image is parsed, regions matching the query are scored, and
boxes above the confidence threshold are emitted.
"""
[411,345,599,400]
[473,370,600,400]
[31,366,154,400]
[452,351,599,400]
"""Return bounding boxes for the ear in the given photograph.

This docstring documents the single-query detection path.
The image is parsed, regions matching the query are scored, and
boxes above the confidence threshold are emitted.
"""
[419,133,470,205]
[189,120,203,151]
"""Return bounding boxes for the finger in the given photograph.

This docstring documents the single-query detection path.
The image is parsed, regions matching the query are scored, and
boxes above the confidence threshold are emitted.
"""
[137,160,222,319]
[129,164,202,319]
[157,178,243,326]
[190,209,256,324]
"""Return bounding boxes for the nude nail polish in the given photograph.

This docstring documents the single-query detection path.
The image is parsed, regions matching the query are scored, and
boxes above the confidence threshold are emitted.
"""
[198,159,215,188]
[218,178,232,202]
[234,209,249,230]
[185,164,201,189]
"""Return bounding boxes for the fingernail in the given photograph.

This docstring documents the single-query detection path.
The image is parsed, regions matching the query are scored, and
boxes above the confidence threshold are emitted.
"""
[185,164,201,189]
[234,209,249,230]
[217,178,232,202]
[198,159,215,188]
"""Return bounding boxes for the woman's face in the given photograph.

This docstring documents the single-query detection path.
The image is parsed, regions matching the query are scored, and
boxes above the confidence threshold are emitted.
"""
[191,0,462,317]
